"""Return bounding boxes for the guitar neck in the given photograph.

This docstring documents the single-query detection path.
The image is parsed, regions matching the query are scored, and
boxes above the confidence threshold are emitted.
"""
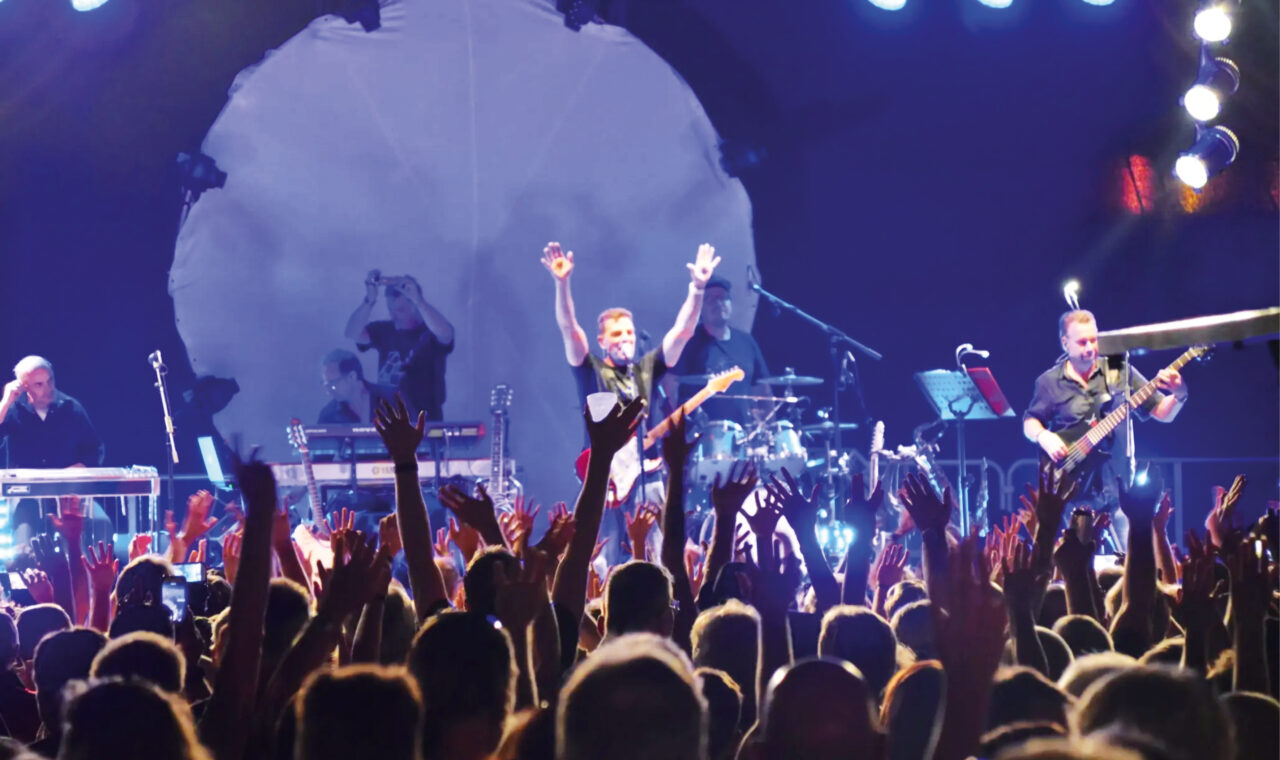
[1073,348,1198,451]
[644,386,718,448]
[489,410,506,500]
[299,446,324,525]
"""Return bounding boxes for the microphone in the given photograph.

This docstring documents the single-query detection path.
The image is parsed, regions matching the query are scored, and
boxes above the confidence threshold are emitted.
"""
[955,343,991,368]
[638,330,652,347]
[148,350,166,370]
[746,264,762,292]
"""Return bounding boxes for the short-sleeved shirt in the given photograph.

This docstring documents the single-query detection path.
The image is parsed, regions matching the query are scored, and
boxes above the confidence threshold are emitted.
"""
[358,320,453,421]
[0,390,104,468]
[573,349,668,442]
[317,381,399,424]
[670,326,770,424]
[1024,357,1163,493]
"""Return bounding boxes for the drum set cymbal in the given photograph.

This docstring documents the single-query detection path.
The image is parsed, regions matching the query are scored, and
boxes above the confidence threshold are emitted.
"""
[675,369,826,388]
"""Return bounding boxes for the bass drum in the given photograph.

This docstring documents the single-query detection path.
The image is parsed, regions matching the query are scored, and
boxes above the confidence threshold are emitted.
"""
[689,420,744,486]
[758,420,807,478]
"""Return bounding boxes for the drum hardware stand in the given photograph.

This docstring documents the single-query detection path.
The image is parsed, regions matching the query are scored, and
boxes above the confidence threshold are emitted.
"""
[148,350,177,546]
[748,280,882,455]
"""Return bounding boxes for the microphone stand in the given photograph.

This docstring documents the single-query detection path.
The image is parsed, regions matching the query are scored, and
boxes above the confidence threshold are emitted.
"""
[748,282,882,453]
[149,351,179,546]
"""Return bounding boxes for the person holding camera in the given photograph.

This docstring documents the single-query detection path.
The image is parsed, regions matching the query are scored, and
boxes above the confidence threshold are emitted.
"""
[344,270,455,421]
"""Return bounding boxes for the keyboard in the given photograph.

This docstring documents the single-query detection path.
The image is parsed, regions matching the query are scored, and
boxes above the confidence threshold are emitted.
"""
[0,467,161,498]
[269,458,508,489]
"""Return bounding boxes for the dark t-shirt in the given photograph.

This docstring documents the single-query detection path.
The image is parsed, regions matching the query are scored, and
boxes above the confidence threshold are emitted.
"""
[572,349,668,442]
[1024,357,1163,494]
[0,391,104,468]
[317,381,399,424]
[358,320,453,420]
[671,326,769,423]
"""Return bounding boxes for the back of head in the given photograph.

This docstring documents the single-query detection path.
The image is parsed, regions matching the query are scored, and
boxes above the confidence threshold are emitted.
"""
[1056,651,1135,699]
[463,548,521,618]
[33,628,107,729]
[379,582,417,665]
[696,668,742,760]
[1220,691,1280,760]
[994,736,1145,760]
[758,657,878,760]
[1052,615,1113,657]
[408,611,515,749]
[90,631,185,693]
[114,556,174,607]
[884,580,927,620]
[1037,585,1068,629]
[58,678,210,760]
[818,605,898,699]
[1073,664,1234,760]
[1035,627,1074,682]
[108,603,174,640]
[690,599,760,726]
[264,578,312,664]
[296,664,423,760]
[980,721,1066,759]
[16,604,71,662]
[890,599,935,660]
[0,612,18,670]
[988,666,1074,731]
[603,561,674,637]
[557,633,706,760]
[1136,636,1182,666]
[880,659,945,760]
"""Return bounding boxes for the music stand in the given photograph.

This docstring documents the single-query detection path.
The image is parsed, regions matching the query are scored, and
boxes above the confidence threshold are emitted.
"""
[913,367,1015,534]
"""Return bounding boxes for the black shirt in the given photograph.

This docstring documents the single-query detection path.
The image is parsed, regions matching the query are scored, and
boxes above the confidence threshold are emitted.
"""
[317,381,399,424]
[670,326,770,423]
[0,391,104,468]
[358,320,453,421]
[573,349,668,443]
[1024,357,1163,493]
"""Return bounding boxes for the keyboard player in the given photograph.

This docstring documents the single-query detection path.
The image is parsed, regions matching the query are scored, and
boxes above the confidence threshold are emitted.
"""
[0,356,106,545]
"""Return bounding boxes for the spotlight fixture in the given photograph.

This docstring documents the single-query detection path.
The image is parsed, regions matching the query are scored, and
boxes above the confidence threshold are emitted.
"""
[1192,4,1233,43]
[977,0,1014,7]
[70,0,111,10]
[1182,53,1239,122]
[1063,280,1081,310]
[1174,125,1239,189]
[867,0,907,9]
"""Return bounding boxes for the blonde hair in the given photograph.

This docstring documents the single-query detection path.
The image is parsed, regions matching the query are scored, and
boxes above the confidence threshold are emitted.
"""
[597,308,634,335]
[13,355,53,381]
[1058,310,1096,338]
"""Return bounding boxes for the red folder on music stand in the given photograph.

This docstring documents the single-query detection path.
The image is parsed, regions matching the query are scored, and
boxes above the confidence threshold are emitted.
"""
[914,367,1015,533]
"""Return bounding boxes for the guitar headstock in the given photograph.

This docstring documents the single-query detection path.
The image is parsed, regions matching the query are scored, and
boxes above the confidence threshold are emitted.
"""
[287,418,309,451]
[490,384,513,414]
[706,367,745,394]
[1188,344,1213,363]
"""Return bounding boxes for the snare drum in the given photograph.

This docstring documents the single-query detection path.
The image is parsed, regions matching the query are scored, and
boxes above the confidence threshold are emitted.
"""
[690,420,743,485]
[762,421,807,478]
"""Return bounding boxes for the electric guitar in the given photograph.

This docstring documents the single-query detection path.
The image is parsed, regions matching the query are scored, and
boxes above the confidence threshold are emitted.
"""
[1041,345,1209,490]
[487,384,514,509]
[287,418,334,571]
[574,367,744,503]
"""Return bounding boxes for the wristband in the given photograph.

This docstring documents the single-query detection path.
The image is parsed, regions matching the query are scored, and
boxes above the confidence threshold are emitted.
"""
[394,461,419,474]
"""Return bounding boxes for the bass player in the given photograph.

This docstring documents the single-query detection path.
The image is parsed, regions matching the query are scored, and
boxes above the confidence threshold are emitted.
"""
[1023,309,1188,544]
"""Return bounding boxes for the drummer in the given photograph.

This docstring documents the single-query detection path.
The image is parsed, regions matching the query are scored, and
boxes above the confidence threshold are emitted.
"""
[664,275,771,425]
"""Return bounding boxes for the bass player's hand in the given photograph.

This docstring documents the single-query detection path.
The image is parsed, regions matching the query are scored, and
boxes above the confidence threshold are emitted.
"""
[1036,430,1068,462]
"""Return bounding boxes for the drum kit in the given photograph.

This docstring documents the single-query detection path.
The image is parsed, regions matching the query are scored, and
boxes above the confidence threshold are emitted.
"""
[676,367,857,491]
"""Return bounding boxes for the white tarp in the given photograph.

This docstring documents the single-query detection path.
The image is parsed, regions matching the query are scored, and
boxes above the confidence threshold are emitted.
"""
[170,0,756,506]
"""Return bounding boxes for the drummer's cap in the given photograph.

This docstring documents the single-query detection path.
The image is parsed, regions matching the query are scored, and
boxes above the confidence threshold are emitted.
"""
[705,275,731,293]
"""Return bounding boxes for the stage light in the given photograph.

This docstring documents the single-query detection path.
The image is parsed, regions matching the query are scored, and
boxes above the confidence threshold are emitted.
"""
[1063,280,1081,310]
[1193,5,1232,43]
[867,0,907,10]
[1182,55,1239,122]
[977,0,1013,7]
[1081,0,1115,5]
[1174,125,1239,189]
[1134,464,1150,487]
[70,0,111,10]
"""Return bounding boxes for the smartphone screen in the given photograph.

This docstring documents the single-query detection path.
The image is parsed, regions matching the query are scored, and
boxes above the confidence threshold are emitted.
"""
[161,577,188,623]
[173,562,203,583]
[8,572,26,591]
[1092,554,1117,573]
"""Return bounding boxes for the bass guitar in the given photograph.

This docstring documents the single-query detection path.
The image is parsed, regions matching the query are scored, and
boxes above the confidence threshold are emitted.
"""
[574,367,744,504]
[1042,345,1209,488]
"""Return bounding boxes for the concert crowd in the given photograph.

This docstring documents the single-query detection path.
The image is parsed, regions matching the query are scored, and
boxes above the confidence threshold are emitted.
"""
[0,388,1272,760]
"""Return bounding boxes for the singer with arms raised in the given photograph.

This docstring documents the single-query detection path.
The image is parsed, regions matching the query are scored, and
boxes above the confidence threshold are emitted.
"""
[0,355,105,545]
[1023,310,1187,540]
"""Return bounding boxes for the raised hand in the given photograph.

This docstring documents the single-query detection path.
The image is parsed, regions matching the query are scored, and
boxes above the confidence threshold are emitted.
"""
[733,526,754,563]
[493,557,551,633]
[1002,539,1048,613]
[685,540,708,597]
[624,504,661,561]
[187,539,208,565]
[379,513,402,557]
[1052,526,1094,577]
[686,243,722,288]
[873,542,909,590]
[534,502,575,559]
[327,508,357,549]
[374,396,426,465]
[432,527,450,558]
[1205,474,1246,548]
[840,472,884,542]
[541,241,575,281]
[1115,480,1157,526]
[447,516,484,563]
[764,469,821,539]
[82,541,119,596]
[1019,466,1078,536]
[1153,491,1174,534]
[128,533,154,561]
[237,459,280,520]
[439,482,503,545]
[510,495,541,540]
[22,569,54,605]
[318,534,392,622]
[584,398,646,460]
[181,490,219,545]
[1172,531,1215,630]
[221,530,243,584]
[51,496,87,543]
[744,492,783,543]
[711,461,758,523]
[364,269,381,302]
[899,473,952,534]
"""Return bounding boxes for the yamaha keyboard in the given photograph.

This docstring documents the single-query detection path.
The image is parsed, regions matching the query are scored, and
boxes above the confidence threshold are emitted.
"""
[0,467,160,498]
[296,421,486,457]
[270,458,510,489]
